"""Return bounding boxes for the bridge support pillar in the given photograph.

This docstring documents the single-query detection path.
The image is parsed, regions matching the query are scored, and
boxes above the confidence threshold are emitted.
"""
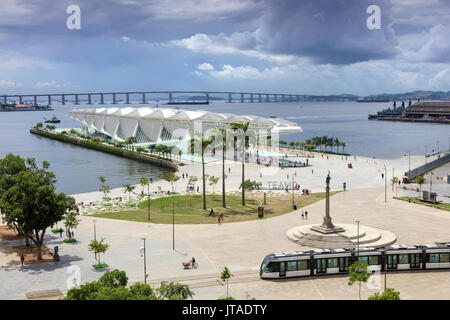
[19,96,23,104]
[258,94,262,103]
[250,94,254,103]
[48,95,51,105]
[168,93,173,103]
[296,95,300,102]
[228,93,232,103]
[3,95,6,104]
[274,94,277,102]
[112,93,116,104]
[100,94,104,104]
[241,93,244,103]
[266,94,270,102]
[141,93,146,104]
[125,93,130,104]
[61,95,65,105]
[87,94,92,104]
[33,96,37,106]
[205,93,209,103]
[75,94,79,105]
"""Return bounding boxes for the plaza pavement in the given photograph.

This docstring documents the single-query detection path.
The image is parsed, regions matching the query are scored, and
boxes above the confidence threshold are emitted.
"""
[1,152,449,299]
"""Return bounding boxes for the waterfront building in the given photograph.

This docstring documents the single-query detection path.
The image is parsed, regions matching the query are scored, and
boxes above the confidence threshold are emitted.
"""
[404,102,450,120]
[68,107,302,155]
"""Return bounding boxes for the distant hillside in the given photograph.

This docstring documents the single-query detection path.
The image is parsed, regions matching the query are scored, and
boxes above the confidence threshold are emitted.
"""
[360,91,450,101]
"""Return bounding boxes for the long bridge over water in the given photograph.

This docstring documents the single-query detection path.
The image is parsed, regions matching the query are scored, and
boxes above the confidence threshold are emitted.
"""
[2,91,308,105]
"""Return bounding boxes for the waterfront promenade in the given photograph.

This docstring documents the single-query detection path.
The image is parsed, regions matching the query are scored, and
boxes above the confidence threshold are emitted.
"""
[1,152,450,299]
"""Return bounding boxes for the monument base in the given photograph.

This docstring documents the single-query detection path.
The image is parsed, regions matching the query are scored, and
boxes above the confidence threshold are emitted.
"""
[310,224,345,234]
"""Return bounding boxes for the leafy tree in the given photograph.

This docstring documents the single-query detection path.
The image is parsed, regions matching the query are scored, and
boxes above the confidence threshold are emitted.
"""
[139,176,149,196]
[348,261,371,300]
[163,172,180,193]
[368,288,400,300]
[0,154,76,259]
[415,176,426,192]
[64,211,81,237]
[64,270,192,300]
[98,269,128,288]
[45,124,56,131]
[191,132,215,210]
[157,281,194,300]
[391,177,399,191]
[239,180,261,201]
[35,122,43,129]
[88,238,109,267]
[99,176,111,201]
[220,266,233,298]
[208,175,220,194]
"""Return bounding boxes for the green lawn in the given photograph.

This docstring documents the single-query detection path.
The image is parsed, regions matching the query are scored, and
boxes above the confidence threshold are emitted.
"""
[396,196,450,211]
[89,191,340,224]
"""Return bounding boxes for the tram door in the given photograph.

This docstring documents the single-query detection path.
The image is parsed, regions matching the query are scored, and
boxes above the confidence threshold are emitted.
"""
[387,255,398,269]
[279,262,286,277]
[410,254,420,269]
[316,259,327,274]
[339,257,349,272]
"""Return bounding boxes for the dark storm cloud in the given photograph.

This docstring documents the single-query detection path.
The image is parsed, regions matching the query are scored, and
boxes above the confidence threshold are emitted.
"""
[256,0,398,64]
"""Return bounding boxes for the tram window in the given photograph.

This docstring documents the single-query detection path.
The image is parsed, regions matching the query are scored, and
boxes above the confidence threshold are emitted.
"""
[399,254,409,264]
[440,253,450,263]
[261,257,270,271]
[327,258,338,268]
[265,262,280,273]
[287,261,297,271]
[368,256,379,265]
[428,254,439,263]
[298,260,308,270]
[358,256,369,264]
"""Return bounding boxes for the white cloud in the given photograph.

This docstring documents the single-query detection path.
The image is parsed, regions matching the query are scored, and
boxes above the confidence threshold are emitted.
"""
[0,50,55,70]
[171,32,295,63]
[34,81,78,89]
[197,63,214,71]
[206,64,284,80]
[0,80,23,87]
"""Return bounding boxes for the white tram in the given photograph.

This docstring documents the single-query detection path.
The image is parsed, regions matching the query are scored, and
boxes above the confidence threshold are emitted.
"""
[260,243,450,279]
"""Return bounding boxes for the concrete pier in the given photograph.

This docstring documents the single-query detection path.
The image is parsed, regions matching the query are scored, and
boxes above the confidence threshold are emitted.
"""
[100,94,104,104]
[33,96,37,106]
[87,94,92,105]
[48,95,51,105]
[126,93,130,104]
[61,95,65,105]
[112,93,116,104]
[228,93,232,103]
[250,93,254,103]
[75,94,79,105]
[141,93,146,104]
[241,93,244,103]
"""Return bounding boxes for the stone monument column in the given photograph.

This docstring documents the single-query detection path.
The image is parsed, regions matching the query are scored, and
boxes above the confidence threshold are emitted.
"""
[311,172,345,234]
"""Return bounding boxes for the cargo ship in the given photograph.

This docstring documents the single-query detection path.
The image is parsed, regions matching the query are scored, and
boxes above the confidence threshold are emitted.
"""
[0,103,53,112]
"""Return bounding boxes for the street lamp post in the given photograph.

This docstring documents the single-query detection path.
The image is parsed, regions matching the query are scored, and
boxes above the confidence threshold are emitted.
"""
[172,201,175,250]
[384,165,387,203]
[147,181,151,221]
[292,174,295,209]
[355,220,360,259]
[93,220,97,260]
[384,249,387,292]
[141,238,147,284]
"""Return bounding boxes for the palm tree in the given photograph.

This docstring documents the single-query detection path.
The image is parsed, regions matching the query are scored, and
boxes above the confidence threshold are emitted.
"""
[211,127,228,208]
[192,132,215,210]
[121,183,136,203]
[139,176,148,196]
[341,142,346,154]
[333,137,340,153]
[230,121,251,206]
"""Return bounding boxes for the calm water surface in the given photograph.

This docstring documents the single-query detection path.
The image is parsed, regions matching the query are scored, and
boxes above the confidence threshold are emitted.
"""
[1,100,448,194]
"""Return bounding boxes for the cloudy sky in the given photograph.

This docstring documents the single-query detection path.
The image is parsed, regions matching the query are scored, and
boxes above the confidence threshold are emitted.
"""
[1,0,449,95]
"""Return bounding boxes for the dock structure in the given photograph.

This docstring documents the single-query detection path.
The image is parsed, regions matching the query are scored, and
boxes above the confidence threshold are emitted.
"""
[1,91,306,106]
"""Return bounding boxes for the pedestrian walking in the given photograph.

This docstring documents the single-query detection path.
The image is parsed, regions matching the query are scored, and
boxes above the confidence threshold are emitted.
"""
[221,213,224,221]
[301,210,304,219]
[209,208,214,216]
[197,186,199,193]
[20,254,24,266]
[305,211,308,219]
[381,173,384,179]
[182,173,185,179]
[186,173,188,178]
[228,168,231,174]
[59,229,62,238]
[311,169,314,174]
[218,216,221,225]
[71,231,74,238]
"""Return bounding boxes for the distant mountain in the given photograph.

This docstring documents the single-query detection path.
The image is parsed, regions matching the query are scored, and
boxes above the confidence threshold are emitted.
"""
[359,91,450,102]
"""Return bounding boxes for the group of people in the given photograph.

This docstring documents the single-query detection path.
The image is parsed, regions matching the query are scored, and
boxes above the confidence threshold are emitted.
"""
[209,208,224,224]
[300,210,308,219]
